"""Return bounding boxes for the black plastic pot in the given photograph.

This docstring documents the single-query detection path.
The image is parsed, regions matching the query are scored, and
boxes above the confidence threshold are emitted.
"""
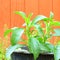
[11,52,54,60]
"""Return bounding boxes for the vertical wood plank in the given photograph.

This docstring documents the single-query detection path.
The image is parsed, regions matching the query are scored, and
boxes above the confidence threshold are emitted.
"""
[38,0,53,17]
[0,0,11,47]
[0,0,2,37]
[0,0,11,37]
[25,0,39,19]
[53,0,60,21]
[10,0,17,27]
[11,0,25,28]
[16,0,25,27]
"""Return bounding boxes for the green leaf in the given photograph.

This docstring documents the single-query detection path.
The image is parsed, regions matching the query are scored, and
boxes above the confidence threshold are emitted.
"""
[15,11,26,20]
[34,24,44,36]
[28,38,51,60]
[4,29,12,37]
[36,36,43,43]
[32,15,47,24]
[51,21,60,26]
[39,43,50,52]
[50,11,54,18]
[54,45,60,60]
[43,17,54,22]
[4,27,19,37]
[53,29,60,36]
[15,11,32,26]
[22,21,32,27]
[11,28,24,45]
[38,42,54,53]
[28,13,33,21]
[28,38,40,60]
[26,13,33,26]
[45,42,54,52]
[6,44,23,59]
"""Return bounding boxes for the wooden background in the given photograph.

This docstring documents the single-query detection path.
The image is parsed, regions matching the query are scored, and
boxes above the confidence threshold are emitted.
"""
[0,0,60,46]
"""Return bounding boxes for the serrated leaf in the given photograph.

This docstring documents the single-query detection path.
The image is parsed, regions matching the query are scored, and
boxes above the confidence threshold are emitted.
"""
[53,29,60,36]
[54,45,60,60]
[6,44,23,59]
[11,28,24,45]
[50,12,54,18]
[32,15,47,24]
[28,38,40,60]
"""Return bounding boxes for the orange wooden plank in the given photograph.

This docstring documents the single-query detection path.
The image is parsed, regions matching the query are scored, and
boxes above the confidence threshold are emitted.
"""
[0,0,3,37]
[11,0,25,28]
[53,0,60,21]
[38,0,53,17]
[25,0,39,19]
[16,0,25,27]
[0,0,11,37]
[0,0,11,47]
[10,0,17,27]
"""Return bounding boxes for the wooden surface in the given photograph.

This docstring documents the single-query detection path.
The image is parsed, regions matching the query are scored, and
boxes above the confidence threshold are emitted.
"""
[0,0,60,46]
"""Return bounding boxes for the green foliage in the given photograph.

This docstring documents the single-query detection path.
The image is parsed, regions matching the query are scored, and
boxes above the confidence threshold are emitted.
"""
[28,38,40,60]
[4,11,60,60]
[54,45,60,60]
[11,28,24,45]
[51,21,60,26]
[32,15,46,24]
[6,44,24,59]
[0,38,7,60]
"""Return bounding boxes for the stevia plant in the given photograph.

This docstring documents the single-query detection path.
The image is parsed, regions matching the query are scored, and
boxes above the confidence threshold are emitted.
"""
[4,11,60,60]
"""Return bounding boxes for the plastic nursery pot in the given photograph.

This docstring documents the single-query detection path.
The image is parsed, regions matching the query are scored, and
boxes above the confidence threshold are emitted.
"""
[11,52,54,60]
